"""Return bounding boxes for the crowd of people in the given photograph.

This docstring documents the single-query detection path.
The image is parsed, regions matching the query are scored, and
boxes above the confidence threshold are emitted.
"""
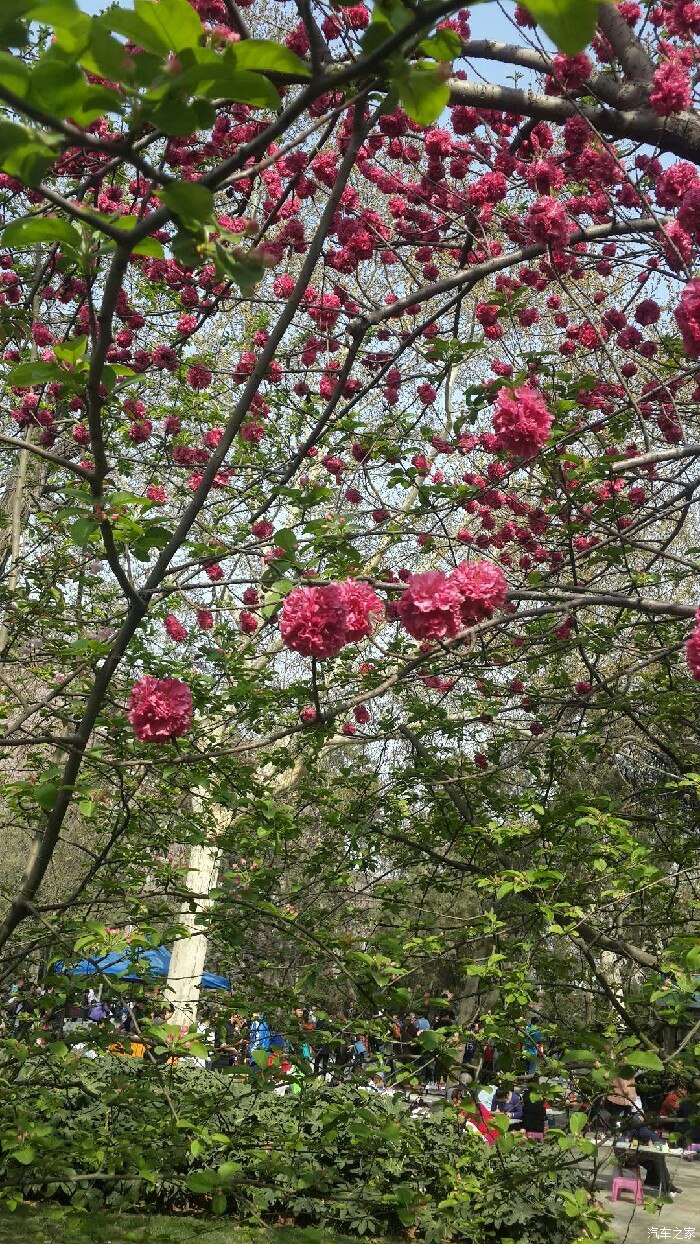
[4,982,700,1177]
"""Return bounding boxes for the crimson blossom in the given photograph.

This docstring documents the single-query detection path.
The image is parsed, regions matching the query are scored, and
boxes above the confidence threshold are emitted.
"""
[129,676,193,742]
[280,585,349,658]
[491,386,554,457]
[674,278,700,355]
[686,612,700,679]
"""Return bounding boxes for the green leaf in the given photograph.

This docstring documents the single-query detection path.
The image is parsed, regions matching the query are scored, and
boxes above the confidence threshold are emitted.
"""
[0,49,29,95]
[134,0,203,54]
[101,6,172,56]
[229,38,311,78]
[622,1049,664,1072]
[131,236,165,258]
[53,335,87,364]
[418,30,461,60]
[213,242,264,294]
[0,2,34,52]
[185,1170,217,1194]
[71,517,99,547]
[159,181,214,228]
[521,0,598,55]
[217,1160,241,1181]
[27,55,86,118]
[209,69,281,110]
[81,20,137,83]
[563,1049,598,1063]
[0,120,57,186]
[12,1147,35,1165]
[211,1194,227,1215]
[274,528,297,555]
[70,85,123,125]
[396,64,450,127]
[34,781,59,811]
[7,360,62,386]
[149,95,215,136]
[2,215,82,251]
[569,1111,587,1135]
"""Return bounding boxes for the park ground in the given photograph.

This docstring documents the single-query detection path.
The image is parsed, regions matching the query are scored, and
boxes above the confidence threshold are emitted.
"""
[0,1159,699,1244]
[604,1151,700,1244]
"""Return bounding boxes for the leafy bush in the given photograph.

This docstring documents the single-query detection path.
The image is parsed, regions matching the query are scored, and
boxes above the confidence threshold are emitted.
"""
[0,1058,610,1242]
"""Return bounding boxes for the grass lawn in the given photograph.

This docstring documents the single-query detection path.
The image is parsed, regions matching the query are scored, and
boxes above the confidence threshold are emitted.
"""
[0,1207,376,1244]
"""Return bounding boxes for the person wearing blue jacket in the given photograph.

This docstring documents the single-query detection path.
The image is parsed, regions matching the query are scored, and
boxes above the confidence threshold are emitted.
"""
[248,1013,271,1064]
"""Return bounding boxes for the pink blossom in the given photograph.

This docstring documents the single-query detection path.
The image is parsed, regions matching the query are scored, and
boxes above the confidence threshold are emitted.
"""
[31,321,52,346]
[397,571,462,641]
[280,585,348,658]
[655,161,699,208]
[449,559,508,626]
[72,423,90,446]
[146,484,167,504]
[686,611,700,678]
[243,587,259,606]
[492,385,553,457]
[552,52,591,90]
[301,706,317,723]
[240,610,258,634]
[127,418,152,444]
[675,278,700,356]
[678,184,700,237]
[197,609,214,630]
[650,56,691,116]
[251,520,274,539]
[525,197,570,247]
[129,676,193,742]
[187,363,212,390]
[341,722,356,736]
[634,299,660,326]
[338,580,383,642]
[308,292,342,332]
[354,704,371,723]
[165,614,188,642]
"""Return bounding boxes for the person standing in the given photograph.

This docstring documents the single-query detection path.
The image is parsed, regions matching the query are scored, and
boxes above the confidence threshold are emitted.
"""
[523,1018,543,1075]
[248,1013,271,1065]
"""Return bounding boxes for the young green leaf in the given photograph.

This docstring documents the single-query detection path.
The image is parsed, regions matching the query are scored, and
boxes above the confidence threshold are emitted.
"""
[2,215,82,251]
[521,0,598,56]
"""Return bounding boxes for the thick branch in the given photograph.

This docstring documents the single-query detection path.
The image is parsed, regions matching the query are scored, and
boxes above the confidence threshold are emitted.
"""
[0,433,94,483]
[611,444,700,473]
[449,78,700,163]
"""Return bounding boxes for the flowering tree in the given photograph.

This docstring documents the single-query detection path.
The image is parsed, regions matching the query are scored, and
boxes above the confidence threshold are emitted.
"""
[1,0,700,1225]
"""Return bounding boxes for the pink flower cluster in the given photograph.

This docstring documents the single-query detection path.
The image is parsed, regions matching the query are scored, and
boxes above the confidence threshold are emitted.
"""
[398,559,508,641]
[525,197,570,248]
[129,676,193,742]
[492,385,554,457]
[675,278,700,356]
[686,611,700,679]
[280,580,383,658]
[650,55,691,116]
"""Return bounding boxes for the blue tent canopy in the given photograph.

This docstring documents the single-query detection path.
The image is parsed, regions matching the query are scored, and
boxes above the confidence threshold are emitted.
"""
[57,946,230,990]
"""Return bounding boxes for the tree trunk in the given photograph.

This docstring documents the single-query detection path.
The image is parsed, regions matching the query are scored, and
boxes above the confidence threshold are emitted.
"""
[165,838,222,1027]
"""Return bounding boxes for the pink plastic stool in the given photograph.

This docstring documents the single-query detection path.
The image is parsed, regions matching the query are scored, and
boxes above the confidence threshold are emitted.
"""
[525,1131,544,1141]
[610,1175,644,1204]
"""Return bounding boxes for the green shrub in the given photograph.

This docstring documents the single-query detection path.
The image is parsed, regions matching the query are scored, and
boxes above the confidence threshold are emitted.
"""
[0,1059,609,1242]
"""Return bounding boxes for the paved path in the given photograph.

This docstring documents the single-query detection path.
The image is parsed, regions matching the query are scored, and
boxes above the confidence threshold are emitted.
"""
[596,1152,700,1242]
